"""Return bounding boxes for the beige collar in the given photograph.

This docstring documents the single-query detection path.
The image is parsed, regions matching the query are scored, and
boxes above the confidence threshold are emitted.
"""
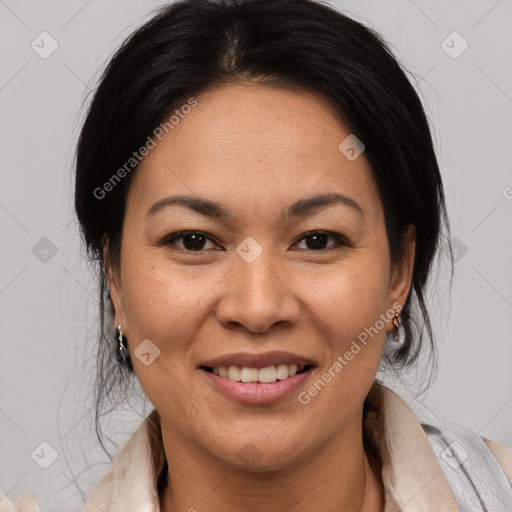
[364,383,459,511]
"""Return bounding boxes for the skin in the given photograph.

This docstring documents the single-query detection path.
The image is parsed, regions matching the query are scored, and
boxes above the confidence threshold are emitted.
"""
[107,82,415,511]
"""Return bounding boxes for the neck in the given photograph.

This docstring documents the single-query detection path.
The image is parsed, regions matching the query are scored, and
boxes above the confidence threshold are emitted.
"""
[158,411,384,512]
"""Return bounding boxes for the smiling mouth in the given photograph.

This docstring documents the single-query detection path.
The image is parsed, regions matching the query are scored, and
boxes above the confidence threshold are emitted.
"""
[199,364,315,384]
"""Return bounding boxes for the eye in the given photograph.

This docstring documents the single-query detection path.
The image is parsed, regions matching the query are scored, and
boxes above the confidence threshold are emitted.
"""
[162,231,220,252]
[292,231,350,251]
[160,230,351,253]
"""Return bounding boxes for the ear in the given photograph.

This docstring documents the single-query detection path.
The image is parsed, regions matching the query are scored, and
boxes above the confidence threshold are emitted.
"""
[102,235,125,328]
[389,224,416,312]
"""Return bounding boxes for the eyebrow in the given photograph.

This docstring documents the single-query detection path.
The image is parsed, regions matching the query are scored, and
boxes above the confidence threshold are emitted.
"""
[146,192,365,220]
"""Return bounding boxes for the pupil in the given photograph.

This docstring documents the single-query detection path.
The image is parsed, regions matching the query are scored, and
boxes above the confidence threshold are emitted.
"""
[307,233,327,250]
[184,233,205,251]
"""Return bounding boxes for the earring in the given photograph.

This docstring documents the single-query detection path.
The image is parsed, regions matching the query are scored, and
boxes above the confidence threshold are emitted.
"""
[117,323,128,364]
[392,312,405,347]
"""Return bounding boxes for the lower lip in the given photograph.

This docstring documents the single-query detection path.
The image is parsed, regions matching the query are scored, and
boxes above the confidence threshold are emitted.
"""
[200,367,314,404]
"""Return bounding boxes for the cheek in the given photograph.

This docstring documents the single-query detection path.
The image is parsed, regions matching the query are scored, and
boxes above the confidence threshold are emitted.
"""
[118,245,230,366]
[304,261,391,402]
[298,254,391,339]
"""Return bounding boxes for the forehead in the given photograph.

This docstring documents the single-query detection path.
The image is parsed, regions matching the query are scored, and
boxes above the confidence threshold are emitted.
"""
[127,83,382,223]
[163,82,349,165]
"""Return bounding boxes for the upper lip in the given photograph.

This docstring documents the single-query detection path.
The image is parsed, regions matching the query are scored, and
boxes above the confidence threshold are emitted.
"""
[199,351,316,369]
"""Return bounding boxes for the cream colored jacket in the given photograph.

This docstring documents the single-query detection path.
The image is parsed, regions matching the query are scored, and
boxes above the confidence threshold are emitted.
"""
[2,383,512,511]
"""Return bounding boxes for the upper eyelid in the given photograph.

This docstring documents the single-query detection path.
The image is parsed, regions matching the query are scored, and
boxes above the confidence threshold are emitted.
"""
[164,230,220,249]
[292,231,351,249]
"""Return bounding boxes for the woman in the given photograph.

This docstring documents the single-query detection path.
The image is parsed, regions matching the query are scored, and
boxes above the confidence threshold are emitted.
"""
[2,0,511,510]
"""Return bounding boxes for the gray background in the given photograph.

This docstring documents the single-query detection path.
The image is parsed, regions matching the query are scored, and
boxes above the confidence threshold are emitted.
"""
[1,0,511,509]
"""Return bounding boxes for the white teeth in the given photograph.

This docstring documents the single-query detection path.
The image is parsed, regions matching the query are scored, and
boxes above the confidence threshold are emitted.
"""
[258,366,277,383]
[276,364,288,380]
[227,366,241,381]
[212,364,306,383]
[240,367,258,382]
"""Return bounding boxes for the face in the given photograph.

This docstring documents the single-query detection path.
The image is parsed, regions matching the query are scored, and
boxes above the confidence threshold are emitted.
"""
[107,82,415,471]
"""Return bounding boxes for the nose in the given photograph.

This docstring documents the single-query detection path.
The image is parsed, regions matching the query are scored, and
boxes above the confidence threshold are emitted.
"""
[215,250,301,335]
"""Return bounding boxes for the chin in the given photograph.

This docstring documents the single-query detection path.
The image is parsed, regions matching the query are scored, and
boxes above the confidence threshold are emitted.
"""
[209,436,314,473]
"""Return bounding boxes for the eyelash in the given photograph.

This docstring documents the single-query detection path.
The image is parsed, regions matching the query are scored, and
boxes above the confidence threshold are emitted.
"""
[160,230,352,252]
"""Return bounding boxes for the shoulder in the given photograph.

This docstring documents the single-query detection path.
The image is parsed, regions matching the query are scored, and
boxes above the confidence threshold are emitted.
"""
[481,436,512,483]
[0,493,41,512]
[368,383,512,510]
[421,421,512,509]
